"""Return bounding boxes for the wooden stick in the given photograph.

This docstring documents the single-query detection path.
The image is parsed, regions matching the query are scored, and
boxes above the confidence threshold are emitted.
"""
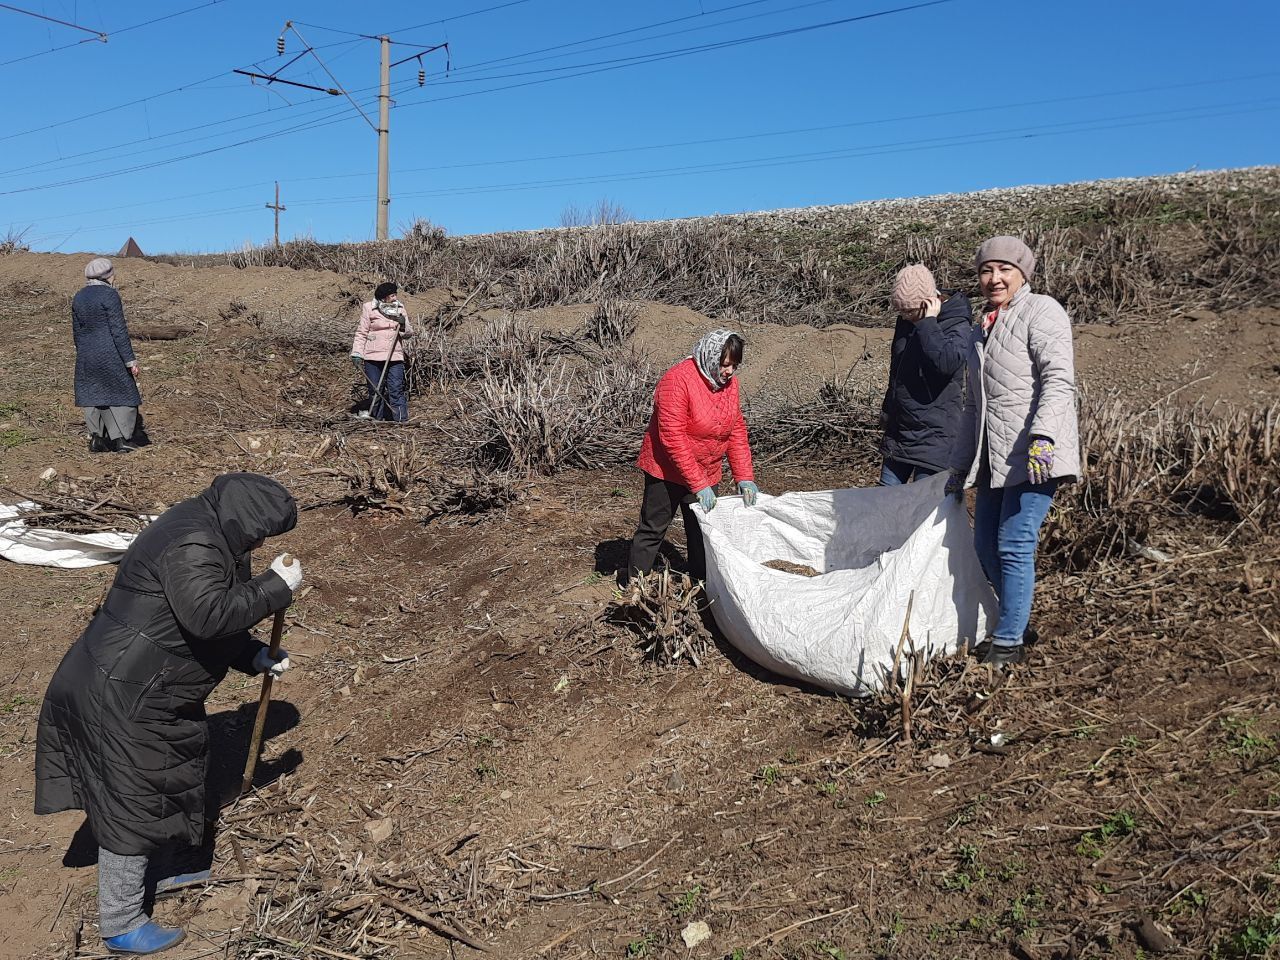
[744,903,860,950]
[379,895,490,952]
[240,560,292,797]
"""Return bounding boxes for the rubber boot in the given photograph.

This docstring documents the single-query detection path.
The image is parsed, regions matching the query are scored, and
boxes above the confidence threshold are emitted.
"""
[104,920,185,955]
[89,434,112,453]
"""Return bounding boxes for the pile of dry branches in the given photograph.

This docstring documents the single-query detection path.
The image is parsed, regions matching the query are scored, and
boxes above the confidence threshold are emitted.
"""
[612,569,713,667]
[2,485,149,534]
[754,367,882,464]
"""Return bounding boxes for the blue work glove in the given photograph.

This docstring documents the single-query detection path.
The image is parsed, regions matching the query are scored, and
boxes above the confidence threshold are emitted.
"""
[695,487,717,512]
[1027,437,1055,486]
[737,480,759,507]
[945,471,965,499]
[351,354,364,369]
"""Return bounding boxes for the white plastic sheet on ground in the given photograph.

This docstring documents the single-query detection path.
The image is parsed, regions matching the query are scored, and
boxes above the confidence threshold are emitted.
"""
[696,471,996,697]
[0,501,139,568]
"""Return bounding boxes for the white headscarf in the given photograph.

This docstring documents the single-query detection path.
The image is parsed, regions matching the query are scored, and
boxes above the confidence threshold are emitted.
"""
[692,329,739,390]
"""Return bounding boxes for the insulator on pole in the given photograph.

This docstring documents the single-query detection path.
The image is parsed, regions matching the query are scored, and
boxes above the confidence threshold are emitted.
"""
[276,35,286,55]
[418,68,425,86]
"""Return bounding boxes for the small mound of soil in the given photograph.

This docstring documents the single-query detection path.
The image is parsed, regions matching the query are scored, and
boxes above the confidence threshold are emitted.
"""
[763,559,821,577]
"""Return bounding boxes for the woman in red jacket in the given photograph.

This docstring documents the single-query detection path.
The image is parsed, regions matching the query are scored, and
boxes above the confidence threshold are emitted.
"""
[628,329,758,582]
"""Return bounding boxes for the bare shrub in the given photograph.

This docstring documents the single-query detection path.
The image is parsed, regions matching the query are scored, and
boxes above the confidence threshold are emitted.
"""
[340,438,436,514]
[560,198,633,228]
[1,226,31,255]
[754,367,882,464]
[585,298,639,347]
[450,354,652,475]
[613,569,712,667]
[1045,394,1280,569]
[422,466,527,523]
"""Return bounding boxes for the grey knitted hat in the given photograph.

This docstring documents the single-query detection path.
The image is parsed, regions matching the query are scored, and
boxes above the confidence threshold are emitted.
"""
[975,236,1035,280]
[84,257,114,281]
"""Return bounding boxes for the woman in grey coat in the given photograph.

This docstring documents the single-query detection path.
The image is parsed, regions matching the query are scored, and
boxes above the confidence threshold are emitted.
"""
[73,257,146,453]
[949,236,1079,666]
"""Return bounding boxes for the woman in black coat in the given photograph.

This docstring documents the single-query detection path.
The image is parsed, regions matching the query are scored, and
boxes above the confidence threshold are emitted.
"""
[72,257,147,453]
[35,473,302,955]
[878,263,973,484]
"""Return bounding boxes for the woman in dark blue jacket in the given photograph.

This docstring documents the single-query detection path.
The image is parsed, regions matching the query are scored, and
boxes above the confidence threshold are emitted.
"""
[878,264,973,484]
[72,257,146,453]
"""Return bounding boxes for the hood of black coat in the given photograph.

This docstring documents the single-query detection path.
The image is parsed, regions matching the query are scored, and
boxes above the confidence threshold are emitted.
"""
[206,473,297,556]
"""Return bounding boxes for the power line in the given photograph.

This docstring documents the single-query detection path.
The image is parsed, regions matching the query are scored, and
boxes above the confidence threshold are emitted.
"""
[437,0,844,80]
[0,3,105,40]
[40,97,1280,242]
[305,99,1280,205]
[0,0,235,68]
[293,0,537,40]
[392,0,957,107]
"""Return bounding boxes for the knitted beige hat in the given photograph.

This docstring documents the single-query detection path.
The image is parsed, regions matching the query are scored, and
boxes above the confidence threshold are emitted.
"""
[975,236,1036,279]
[890,264,936,313]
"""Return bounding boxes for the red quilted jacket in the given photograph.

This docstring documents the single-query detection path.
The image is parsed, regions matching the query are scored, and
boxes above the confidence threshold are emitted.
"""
[636,357,754,491]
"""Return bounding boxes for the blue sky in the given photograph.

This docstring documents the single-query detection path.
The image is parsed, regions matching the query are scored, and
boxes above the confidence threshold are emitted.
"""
[3,0,1277,254]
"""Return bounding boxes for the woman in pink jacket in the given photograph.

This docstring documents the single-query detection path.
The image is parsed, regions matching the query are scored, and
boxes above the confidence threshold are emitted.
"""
[628,329,759,582]
[351,281,414,421]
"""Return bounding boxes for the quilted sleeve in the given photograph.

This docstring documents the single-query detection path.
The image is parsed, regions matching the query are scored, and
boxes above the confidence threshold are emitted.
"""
[726,393,754,483]
[351,304,371,357]
[1027,298,1077,444]
[913,294,972,378]
[653,369,707,491]
[949,341,980,475]
[160,540,292,640]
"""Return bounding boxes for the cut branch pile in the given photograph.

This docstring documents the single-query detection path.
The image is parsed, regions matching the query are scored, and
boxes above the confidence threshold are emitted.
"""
[612,569,713,667]
[1,485,149,534]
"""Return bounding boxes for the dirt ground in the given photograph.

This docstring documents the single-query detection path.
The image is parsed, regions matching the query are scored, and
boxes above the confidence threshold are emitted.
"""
[1,253,1278,960]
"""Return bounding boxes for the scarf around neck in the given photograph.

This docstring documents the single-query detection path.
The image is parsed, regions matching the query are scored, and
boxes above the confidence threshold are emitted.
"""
[375,298,406,322]
[692,328,738,390]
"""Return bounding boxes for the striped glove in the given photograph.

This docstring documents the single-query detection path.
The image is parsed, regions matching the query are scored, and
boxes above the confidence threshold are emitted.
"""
[1027,437,1055,486]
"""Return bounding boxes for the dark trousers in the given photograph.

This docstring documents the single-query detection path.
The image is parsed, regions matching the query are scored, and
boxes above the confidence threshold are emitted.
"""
[364,359,408,422]
[627,473,706,581]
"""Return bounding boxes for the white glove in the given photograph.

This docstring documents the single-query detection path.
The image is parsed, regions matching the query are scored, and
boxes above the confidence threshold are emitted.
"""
[253,647,291,677]
[270,554,302,591]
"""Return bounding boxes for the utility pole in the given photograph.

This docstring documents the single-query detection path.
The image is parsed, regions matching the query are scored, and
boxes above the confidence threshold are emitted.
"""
[266,181,286,248]
[376,35,391,241]
[238,25,447,243]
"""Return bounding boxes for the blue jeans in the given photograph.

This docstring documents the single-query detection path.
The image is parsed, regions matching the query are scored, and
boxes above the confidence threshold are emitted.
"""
[879,458,938,486]
[973,478,1060,644]
[364,359,408,422]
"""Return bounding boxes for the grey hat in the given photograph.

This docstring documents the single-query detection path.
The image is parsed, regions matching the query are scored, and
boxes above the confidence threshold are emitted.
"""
[85,257,114,281]
[975,236,1035,280]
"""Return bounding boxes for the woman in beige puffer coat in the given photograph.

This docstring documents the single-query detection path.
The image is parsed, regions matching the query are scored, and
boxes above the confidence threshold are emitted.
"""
[949,236,1079,666]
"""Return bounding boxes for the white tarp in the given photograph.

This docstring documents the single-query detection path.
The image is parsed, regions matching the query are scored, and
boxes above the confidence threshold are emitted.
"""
[0,501,138,568]
[696,471,996,697]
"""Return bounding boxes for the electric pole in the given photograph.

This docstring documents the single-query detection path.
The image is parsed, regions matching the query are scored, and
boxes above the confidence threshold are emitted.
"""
[238,25,448,244]
[266,181,286,248]
[376,36,391,241]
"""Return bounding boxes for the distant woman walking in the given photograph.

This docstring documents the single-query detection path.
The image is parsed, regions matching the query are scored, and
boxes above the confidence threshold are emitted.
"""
[950,236,1079,666]
[628,329,759,583]
[351,281,414,422]
[73,258,145,453]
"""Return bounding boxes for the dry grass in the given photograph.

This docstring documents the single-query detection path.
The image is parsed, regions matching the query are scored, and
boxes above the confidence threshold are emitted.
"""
[209,172,1280,328]
[1045,393,1280,569]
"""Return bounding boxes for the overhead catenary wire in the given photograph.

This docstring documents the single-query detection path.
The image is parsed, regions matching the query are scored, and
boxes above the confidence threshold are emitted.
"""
[19,69,1275,226]
[0,3,105,40]
[38,97,1280,243]
[284,99,1280,206]
[0,0,234,68]
[1,0,957,195]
